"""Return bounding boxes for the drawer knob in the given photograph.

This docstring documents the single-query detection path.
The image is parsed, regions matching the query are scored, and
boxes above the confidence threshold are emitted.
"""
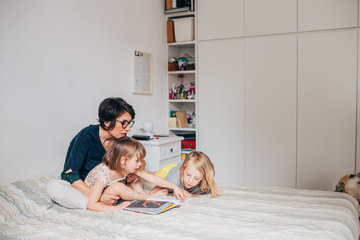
[170,148,174,152]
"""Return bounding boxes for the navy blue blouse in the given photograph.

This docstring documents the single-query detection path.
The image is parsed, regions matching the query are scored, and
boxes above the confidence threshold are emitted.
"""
[61,125,105,183]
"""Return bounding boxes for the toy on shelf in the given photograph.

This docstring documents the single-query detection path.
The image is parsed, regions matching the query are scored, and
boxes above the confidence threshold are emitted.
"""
[169,81,195,100]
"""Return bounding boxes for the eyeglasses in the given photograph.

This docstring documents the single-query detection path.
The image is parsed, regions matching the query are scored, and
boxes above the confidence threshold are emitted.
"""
[116,120,135,128]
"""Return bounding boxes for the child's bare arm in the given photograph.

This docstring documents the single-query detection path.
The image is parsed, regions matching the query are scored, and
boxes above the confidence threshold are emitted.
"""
[151,186,199,199]
[136,170,185,200]
[149,185,163,195]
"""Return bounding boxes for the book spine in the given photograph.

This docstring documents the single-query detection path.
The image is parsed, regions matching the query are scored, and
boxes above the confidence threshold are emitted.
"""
[190,0,194,12]
[166,0,171,10]
[176,0,183,8]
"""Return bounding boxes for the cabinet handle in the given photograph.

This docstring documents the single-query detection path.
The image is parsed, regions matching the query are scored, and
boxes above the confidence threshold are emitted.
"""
[170,148,174,152]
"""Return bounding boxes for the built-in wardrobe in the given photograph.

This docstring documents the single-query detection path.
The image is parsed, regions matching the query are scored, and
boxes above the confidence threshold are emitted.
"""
[196,0,359,191]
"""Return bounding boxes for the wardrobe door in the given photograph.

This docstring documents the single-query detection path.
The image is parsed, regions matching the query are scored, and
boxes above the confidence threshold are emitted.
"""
[244,35,297,188]
[198,38,245,183]
[245,0,297,36]
[197,0,244,41]
[297,30,357,190]
[298,0,358,32]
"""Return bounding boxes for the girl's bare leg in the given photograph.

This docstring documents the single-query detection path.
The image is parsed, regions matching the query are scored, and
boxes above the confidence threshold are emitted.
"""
[104,182,150,201]
[149,186,169,196]
[129,180,146,194]
[150,185,162,195]
[130,180,167,196]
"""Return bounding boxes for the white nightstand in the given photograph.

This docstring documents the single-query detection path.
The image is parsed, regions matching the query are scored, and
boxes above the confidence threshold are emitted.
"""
[139,136,184,172]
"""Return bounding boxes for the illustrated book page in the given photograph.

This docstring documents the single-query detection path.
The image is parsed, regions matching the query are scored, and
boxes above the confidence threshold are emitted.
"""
[124,199,178,215]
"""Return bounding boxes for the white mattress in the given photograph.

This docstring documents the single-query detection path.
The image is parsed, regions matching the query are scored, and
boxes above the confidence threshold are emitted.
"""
[0,176,358,240]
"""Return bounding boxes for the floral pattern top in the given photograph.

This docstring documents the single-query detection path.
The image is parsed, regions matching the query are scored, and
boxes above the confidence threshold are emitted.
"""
[85,163,126,188]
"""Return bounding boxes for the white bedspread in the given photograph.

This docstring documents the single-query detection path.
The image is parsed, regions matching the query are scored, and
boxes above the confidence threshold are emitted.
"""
[0,176,358,240]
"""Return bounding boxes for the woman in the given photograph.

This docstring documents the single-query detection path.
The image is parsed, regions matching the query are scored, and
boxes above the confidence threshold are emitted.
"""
[47,97,139,209]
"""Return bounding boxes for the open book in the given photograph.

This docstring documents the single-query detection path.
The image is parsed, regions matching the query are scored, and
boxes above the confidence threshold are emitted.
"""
[124,196,187,215]
[146,196,187,206]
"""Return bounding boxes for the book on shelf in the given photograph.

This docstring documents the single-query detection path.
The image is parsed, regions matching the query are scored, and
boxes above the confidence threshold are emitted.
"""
[166,0,172,10]
[189,0,194,12]
[165,6,190,14]
[175,131,195,139]
[176,0,194,10]
[124,196,185,215]
[181,148,194,153]
[181,152,187,160]
[164,0,194,13]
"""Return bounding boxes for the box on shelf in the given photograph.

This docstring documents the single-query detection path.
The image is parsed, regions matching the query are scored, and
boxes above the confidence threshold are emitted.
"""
[168,117,178,128]
[173,17,194,42]
[186,63,195,70]
[168,63,178,71]
[167,20,175,43]
[175,110,189,128]
[181,139,195,149]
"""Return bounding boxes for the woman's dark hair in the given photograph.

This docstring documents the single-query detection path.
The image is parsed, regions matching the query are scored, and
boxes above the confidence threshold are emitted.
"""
[98,97,135,130]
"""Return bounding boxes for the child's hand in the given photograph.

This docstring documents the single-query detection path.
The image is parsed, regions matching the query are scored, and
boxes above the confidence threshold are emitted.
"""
[126,173,139,183]
[117,201,131,210]
[173,187,185,201]
[184,190,199,199]
[100,193,120,205]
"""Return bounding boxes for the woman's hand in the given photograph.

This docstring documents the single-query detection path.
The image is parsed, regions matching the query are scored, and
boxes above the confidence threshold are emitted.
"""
[173,186,185,201]
[100,193,120,205]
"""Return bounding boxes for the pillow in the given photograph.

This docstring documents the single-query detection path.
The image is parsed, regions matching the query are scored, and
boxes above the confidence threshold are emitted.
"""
[47,179,88,209]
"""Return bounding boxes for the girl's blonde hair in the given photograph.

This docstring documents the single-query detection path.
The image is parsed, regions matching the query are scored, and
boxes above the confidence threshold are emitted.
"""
[180,151,221,198]
[102,137,146,175]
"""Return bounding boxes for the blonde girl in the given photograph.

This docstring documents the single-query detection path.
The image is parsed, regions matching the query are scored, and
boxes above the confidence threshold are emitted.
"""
[150,151,221,198]
[85,137,185,212]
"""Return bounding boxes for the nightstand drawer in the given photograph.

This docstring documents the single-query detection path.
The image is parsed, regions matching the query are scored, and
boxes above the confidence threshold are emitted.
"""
[160,142,180,159]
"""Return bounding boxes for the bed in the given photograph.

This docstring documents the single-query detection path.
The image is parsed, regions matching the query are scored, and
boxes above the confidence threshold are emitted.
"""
[0,176,358,240]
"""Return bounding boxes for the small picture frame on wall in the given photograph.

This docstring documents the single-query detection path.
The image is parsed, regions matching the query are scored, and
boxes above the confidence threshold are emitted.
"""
[132,50,152,94]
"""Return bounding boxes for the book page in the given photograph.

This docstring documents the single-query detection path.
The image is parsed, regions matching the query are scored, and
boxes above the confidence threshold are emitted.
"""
[146,196,191,206]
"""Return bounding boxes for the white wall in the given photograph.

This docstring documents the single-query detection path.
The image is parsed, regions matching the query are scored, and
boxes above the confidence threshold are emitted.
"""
[0,0,166,184]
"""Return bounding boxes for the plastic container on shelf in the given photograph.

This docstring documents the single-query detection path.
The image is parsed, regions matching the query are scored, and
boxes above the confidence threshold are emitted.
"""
[173,17,194,42]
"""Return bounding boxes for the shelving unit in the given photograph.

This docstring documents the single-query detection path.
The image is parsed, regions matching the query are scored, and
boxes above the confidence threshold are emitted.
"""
[165,10,197,156]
